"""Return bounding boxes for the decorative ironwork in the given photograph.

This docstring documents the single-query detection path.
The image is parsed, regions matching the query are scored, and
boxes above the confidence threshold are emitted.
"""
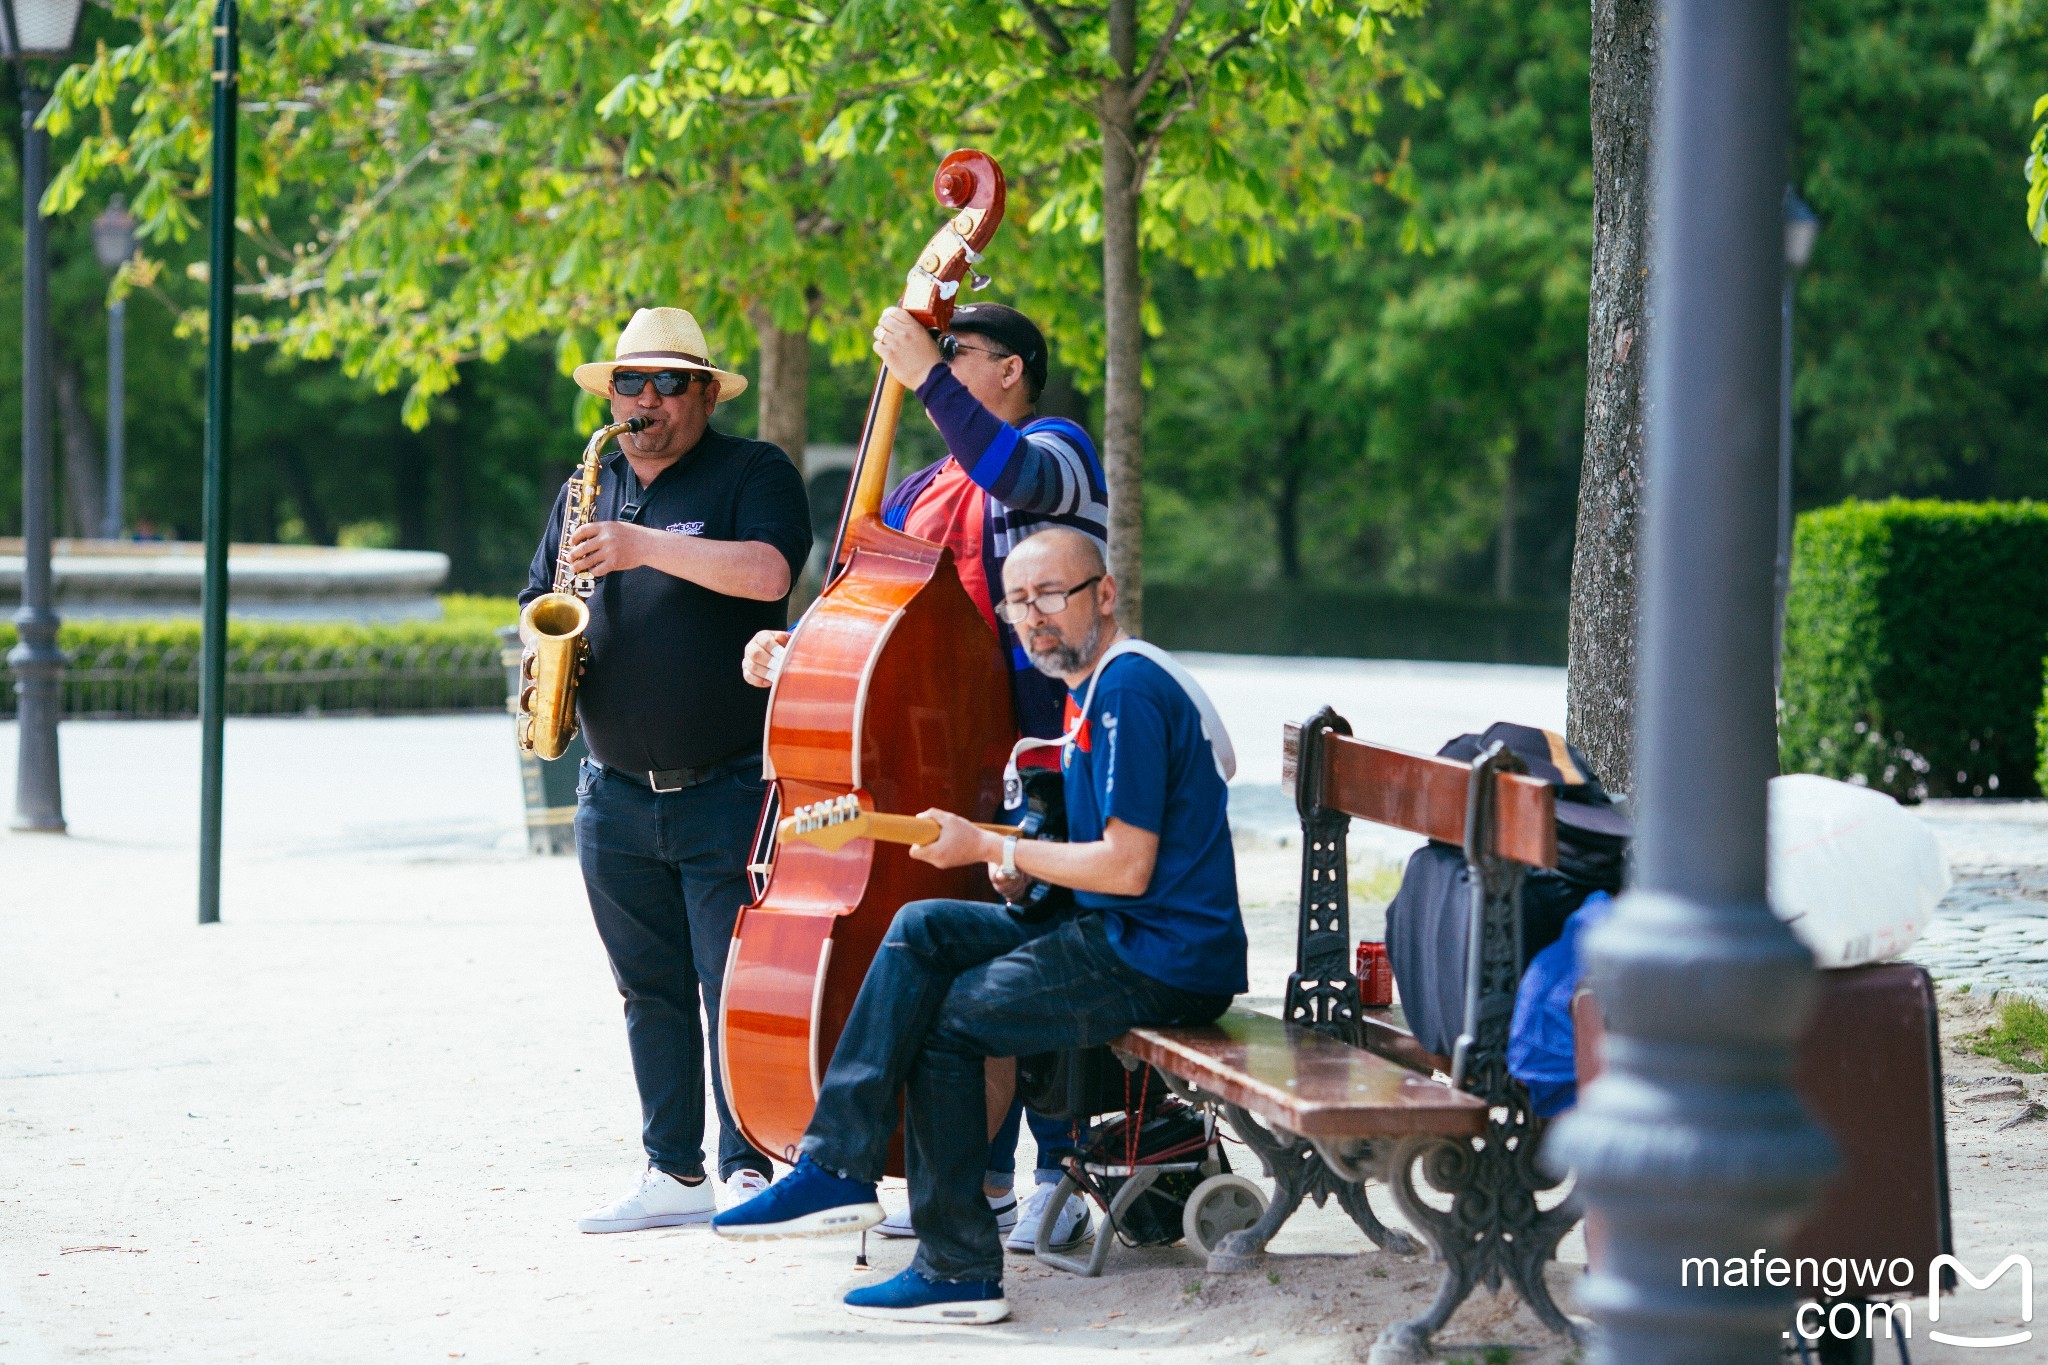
[1283,706,1364,1033]
[0,640,503,719]
[1207,1101,1419,1271]
[1371,741,1582,1363]
[1377,1080,1584,1362]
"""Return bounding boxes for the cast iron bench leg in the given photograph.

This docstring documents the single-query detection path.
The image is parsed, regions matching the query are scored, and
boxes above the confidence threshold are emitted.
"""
[1207,1101,1421,1274]
[1371,1111,1586,1365]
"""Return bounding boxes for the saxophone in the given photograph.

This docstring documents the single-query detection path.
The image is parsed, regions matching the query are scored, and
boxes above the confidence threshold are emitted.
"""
[515,415,653,759]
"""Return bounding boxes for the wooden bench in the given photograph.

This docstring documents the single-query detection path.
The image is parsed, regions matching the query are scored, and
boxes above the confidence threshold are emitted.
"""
[1115,707,1584,1364]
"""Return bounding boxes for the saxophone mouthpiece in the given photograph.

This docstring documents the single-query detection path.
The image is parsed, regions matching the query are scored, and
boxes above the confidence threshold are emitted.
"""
[623,416,653,433]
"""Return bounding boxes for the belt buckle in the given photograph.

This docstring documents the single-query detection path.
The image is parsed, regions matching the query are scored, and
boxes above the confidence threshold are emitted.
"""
[648,769,683,794]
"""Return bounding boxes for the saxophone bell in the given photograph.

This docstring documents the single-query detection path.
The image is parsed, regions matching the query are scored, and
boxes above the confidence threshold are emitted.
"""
[514,414,654,758]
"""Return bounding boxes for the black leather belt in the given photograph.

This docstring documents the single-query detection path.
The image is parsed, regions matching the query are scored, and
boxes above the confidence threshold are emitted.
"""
[594,754,751,794]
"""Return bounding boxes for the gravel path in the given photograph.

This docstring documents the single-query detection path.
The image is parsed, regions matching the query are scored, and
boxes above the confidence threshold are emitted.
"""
[3,658,2042,1361]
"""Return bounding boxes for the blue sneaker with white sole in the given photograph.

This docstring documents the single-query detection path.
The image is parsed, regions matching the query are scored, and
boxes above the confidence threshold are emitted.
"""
[843,1267,1009,1324]
[710,1155,883,1240]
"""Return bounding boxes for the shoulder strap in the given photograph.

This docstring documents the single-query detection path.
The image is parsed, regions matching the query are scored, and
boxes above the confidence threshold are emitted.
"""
[1000,638,1235,807]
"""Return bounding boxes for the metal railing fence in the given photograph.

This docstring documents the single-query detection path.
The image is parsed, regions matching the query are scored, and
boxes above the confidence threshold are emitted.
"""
[0,640,503,719]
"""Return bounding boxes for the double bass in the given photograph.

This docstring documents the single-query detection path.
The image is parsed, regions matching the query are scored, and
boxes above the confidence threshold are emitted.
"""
[720,151,1018,1163]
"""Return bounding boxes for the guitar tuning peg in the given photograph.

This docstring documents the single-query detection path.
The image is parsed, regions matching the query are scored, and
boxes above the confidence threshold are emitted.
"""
[969,270,992,291]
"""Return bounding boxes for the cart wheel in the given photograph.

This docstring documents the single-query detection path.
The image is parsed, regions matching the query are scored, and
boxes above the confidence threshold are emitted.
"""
[1182,1173,1267,1260]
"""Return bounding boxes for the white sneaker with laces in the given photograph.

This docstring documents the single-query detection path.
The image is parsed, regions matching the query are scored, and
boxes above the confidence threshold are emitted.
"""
[575,1166,716,1233]
[719,1168,771,1208]
[873,1190,1020,1240]
[1006,1181,1089,1253]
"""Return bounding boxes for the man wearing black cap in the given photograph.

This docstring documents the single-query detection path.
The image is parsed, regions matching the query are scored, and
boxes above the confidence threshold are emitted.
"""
[741,301,1106,1252]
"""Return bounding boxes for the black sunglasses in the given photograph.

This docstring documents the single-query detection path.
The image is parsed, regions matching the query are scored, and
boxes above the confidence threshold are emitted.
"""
[938,334,1011,364]
[611,369,702,397]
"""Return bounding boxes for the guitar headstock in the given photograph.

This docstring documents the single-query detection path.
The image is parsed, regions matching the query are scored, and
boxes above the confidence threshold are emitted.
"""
[899,149,1007,331]
[778,794,874,852]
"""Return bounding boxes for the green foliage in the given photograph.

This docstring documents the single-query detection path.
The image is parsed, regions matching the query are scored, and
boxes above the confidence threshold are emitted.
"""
[1145,0,1589,593]
[0,602,515,717]
[44,0,1421,423]
[0,610,504,659]
[1779,499,2048,799]
[1968,995,2048,1072]
[1799,0,2048,501]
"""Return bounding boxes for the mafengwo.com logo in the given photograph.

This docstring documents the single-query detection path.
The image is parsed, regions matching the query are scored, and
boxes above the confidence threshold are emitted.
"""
[1680,1251,2033,1348]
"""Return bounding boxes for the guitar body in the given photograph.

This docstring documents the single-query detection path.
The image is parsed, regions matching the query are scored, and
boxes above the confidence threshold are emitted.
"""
[721,518,1014,1164]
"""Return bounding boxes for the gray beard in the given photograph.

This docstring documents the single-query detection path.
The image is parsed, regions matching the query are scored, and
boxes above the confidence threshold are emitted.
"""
[1027,616,1103,679]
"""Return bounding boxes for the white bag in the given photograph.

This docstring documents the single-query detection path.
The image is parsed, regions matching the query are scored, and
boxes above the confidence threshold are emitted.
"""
[1768,773,1950,968]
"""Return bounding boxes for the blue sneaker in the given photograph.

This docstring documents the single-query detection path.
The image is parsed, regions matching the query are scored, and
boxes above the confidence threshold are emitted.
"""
[843,1267,1009,1324]
[710,1155,883,1240]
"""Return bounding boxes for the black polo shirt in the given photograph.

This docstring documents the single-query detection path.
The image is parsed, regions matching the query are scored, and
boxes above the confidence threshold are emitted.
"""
[520,426,811,773]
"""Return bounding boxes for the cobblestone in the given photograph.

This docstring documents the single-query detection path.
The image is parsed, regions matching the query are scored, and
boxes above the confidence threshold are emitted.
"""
[1904,801,2048,1002]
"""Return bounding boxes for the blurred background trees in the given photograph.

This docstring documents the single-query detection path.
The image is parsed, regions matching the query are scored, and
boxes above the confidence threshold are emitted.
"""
[1,0,2045,624]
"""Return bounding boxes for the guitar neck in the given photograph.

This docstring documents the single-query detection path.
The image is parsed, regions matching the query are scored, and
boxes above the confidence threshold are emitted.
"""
[858,813,1018,848]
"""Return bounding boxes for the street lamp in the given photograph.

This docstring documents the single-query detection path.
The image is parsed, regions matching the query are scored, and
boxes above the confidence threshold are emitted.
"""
[3,0,87,834]
[92,195,134,541]
[1775,187,1819,683]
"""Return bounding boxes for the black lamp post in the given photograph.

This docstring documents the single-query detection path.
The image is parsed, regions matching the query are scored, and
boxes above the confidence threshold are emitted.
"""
[92,195,134,541]
[1546,2,1838,1359]
[1775,188,1819,682]
[197,0,236,924]
[3,0,86,835]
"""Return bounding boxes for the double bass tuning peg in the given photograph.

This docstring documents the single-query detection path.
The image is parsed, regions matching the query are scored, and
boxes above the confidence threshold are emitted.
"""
[969,270,992,291]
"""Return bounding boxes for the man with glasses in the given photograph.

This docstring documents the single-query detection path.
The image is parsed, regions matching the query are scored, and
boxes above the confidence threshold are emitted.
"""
[740,301,1107,1250]
[523,307,811,1234]
[713,527,1245,1326]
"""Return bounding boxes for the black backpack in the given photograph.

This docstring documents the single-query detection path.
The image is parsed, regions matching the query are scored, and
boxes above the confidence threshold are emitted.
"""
[1385,724,1631,1059]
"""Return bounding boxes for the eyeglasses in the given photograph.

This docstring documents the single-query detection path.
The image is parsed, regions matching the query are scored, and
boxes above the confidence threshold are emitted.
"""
[995,575,1103,624]
[611,369,701,397]
[939,334,1010,364]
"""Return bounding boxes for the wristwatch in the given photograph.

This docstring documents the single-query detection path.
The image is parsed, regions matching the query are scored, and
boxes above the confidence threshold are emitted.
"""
[999,834,1020,881]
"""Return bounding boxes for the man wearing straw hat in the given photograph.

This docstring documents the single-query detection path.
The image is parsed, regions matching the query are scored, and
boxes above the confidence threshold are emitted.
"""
[522,306,812,1234]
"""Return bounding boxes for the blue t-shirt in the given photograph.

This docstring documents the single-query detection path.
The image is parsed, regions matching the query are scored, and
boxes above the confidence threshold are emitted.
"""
[1062,653,1247,997]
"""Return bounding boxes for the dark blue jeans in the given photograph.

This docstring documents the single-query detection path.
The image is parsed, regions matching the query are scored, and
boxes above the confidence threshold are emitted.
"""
[576,756,771,1181]
[801,899,1230,1282]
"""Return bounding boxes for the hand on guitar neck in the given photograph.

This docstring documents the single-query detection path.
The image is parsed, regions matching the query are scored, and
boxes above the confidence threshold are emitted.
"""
[777,795,1015,855]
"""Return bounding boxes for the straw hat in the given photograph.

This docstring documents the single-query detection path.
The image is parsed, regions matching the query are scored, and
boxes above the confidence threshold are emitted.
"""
[572,308,749,401]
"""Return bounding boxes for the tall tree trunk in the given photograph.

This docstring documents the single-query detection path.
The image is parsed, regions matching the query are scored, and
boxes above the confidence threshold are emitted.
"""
[1496,444,1518,602]
[749,304,810,475]
[1567,0,1659,793]
[393,434,430,549]
[279,442,335,545]
[1099,0,1146,633]
[435,416,473,589]
[54,360,103,539]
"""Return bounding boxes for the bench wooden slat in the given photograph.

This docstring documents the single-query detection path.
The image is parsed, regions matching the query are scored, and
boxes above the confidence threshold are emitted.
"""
[1359,1004,1452,1076]
[1115,1006,1486,1140]
[1284,726,1557,869]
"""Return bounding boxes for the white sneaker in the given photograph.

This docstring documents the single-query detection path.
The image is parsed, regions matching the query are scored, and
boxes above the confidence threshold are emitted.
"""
[873,1190,1020,1240]
[575,1166,716,1233]
[719,1168,771,1208]
[1006,1181,1089,1253]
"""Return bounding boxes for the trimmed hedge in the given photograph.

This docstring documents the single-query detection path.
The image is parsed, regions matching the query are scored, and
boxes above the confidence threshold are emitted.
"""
[0,595,520,718]
[1147,584,1566,665]
[1779,499,2048,800]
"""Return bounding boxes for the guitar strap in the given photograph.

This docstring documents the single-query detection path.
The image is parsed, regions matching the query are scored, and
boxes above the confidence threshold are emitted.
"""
[1001,637,1236,808]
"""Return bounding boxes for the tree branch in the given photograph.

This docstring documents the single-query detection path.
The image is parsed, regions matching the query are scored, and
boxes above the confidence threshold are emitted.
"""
[1012,0,1072,56]
[1129,0,1196,105]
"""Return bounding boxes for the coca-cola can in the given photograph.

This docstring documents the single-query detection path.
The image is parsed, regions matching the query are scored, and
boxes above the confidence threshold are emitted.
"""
[1355,940,1394,1008]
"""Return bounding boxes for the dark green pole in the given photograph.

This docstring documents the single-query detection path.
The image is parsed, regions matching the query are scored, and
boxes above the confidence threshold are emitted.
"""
[197,0,236,926]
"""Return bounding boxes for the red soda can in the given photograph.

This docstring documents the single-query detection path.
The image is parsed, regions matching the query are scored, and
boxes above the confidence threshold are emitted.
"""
[1355,940,1393,1008]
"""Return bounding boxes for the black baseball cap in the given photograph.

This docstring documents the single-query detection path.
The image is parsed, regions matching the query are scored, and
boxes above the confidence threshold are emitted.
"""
[947,303,1048,397]
[1437,722,1634,841]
